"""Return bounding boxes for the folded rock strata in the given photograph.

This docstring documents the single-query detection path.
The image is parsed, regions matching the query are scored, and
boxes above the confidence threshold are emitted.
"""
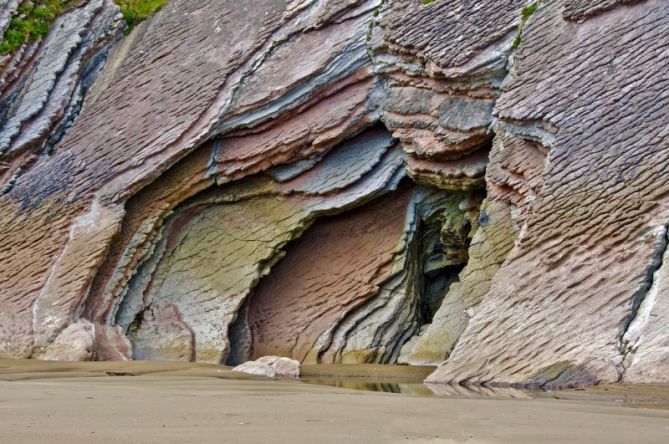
[0,0,667,388]
[247,186,416,363]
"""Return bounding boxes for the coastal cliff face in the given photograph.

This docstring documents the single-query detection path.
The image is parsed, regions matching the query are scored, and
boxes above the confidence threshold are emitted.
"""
[0,0,667,388]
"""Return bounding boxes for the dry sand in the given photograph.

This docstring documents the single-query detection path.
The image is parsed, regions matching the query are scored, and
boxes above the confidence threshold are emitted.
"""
[1,360,668,443]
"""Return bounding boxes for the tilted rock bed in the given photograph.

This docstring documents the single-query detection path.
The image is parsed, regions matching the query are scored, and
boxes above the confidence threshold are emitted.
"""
[0,0,668,389]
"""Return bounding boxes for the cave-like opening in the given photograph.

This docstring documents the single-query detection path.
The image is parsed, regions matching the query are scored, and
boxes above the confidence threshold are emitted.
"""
[108,121,487,366]
[225,183,485,365]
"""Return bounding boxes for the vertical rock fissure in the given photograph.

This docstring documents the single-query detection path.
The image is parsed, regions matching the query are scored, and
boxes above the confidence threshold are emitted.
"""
[618,222,669,379]
[417,217,470,328]
[396,187,486,366]
[225,295,251,366]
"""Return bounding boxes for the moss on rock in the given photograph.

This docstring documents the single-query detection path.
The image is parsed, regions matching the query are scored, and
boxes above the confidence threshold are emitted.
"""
[0,0,169,55]
[0,0,78,55]
[115,0,169,34]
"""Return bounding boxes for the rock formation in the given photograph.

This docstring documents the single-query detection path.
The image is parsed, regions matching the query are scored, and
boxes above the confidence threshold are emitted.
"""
[427,0,669,388]
[233,355,301,378]
[0,0,667,388]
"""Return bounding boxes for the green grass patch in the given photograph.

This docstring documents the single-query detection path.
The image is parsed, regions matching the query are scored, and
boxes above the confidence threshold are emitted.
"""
[0,1,78,55]
[114,0,169,34]
[0,0,169,55]
[521,2,540,20]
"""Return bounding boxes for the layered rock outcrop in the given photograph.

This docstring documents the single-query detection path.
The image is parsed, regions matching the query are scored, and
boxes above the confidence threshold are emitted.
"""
[0,0,667,388]
[427,0,669,388]
[0,0,122,192]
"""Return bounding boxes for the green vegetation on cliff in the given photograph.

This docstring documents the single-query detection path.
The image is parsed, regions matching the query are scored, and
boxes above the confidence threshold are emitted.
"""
[0,1,76,55]
[512,0,542,49]
[0,0,169,55]
[115,0,169,34]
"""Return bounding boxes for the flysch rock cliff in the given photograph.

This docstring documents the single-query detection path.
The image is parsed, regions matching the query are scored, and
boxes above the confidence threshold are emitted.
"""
[0,0,667,388]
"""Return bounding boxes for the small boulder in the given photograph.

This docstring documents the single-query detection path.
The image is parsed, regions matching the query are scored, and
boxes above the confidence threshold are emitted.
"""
[40,320,95,362]
[232,355,301,378]
[232,361,277,378]
[255,355,282,366]
[268,357,301,378]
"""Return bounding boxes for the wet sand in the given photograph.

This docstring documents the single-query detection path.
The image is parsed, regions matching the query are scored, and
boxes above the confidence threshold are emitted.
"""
[1,360,669,443]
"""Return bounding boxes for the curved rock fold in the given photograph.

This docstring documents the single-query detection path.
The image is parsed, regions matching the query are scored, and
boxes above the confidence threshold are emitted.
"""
[0,0,667,389]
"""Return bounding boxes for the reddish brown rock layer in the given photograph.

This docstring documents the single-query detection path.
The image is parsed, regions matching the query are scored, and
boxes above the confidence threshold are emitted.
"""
[248,185,414,361]
[0,0,297,358]
[562,0,645,22]
[0,0,121,188]
[380,0,523,69]
[0,0,379,359]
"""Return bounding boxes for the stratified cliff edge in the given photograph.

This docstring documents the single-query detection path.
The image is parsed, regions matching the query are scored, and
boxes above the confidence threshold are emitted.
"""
[0,0,667,388]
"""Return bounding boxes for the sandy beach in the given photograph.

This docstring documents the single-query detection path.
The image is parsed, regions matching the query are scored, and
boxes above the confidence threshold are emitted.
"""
[1,360,668,443]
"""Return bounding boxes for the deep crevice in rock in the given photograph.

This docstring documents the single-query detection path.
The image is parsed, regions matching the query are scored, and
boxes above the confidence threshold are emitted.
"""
[618,223,669,379]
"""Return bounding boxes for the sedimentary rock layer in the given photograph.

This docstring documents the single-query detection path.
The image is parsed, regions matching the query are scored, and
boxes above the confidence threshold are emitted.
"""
[0,0,667,389]
[114,127,407,364]
[0,0,122,191]
[0,0,383,359]
[428,0,669,387]
[248,185,414,362]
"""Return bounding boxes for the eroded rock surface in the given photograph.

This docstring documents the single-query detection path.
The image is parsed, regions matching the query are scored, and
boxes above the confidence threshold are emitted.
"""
[41,320,95,362]
[0,0,668,388]
[248,185,414,363]
[428,0,669,387]
[0,0,122,192]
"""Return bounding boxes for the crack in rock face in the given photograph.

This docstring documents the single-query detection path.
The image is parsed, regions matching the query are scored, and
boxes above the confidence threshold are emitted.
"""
[0,0,667,389]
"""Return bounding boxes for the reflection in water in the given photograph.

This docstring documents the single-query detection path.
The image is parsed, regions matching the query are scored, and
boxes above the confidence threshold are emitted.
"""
[301,377,533,399]
[424,382,533,399]
[302,378,435,396]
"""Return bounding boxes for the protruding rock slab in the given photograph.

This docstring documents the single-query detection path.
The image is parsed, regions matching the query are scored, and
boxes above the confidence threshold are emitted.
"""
[379,0,523,70]
[562,0,644,22]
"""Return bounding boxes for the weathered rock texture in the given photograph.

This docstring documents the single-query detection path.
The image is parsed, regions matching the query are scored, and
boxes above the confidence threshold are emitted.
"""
[428,0,669,387]
[232,355,301,378]
[0,0,667,387]
[248,185,414,363]
[0,0,122,192]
